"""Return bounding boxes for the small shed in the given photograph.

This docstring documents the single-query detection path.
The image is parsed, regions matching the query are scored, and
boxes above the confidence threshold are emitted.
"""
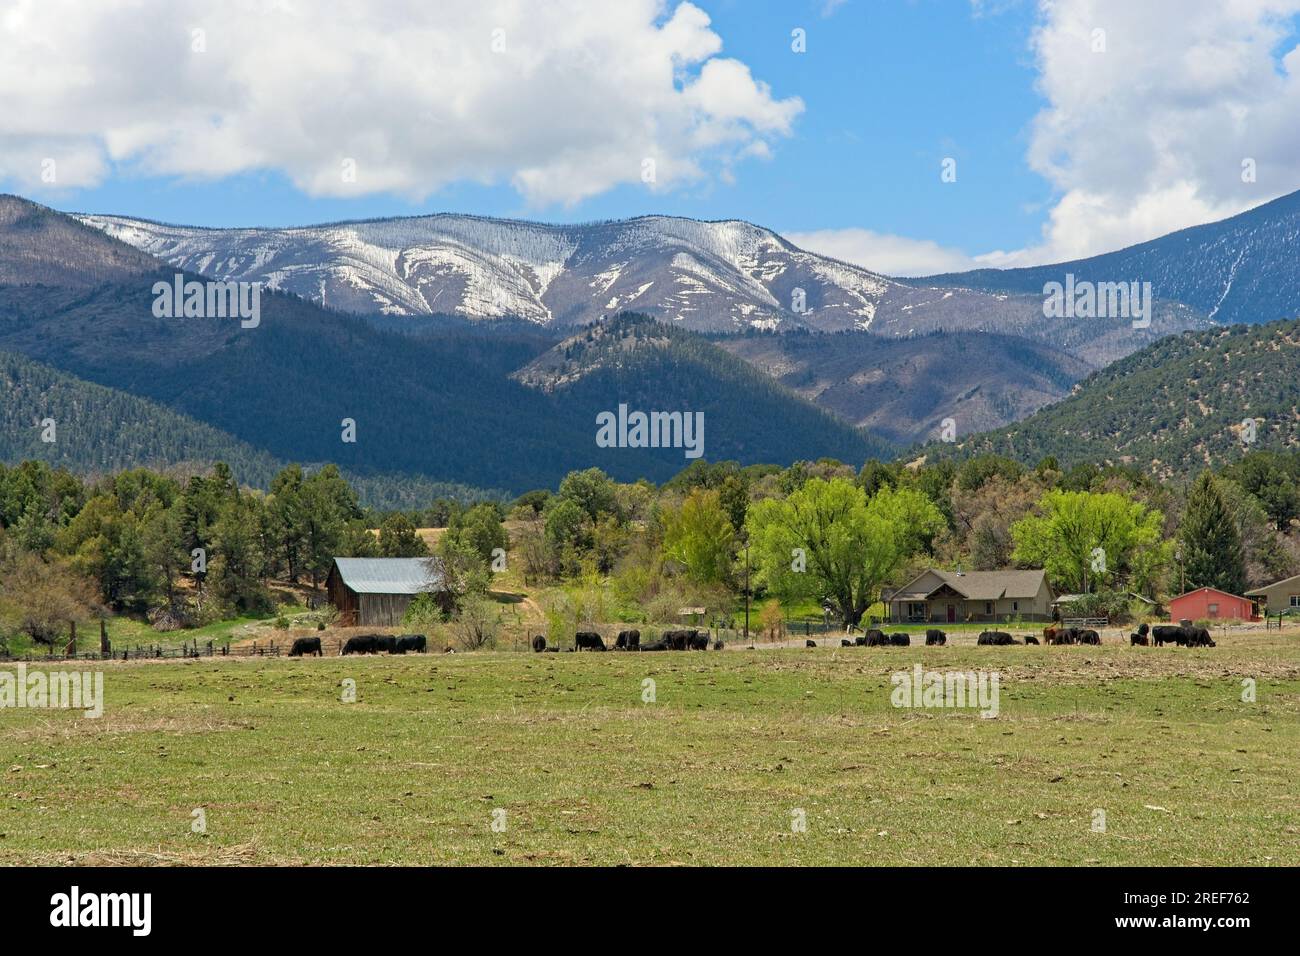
[1168,587,1258,623]
[326,558,444,627]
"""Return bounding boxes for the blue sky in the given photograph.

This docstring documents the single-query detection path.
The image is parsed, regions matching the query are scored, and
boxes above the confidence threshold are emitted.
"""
[4,0,1300,274]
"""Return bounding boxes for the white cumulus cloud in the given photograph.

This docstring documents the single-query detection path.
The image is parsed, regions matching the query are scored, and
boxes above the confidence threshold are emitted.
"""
[1013,0,1300,265]
[0,0,802,206]
[783,228,986,277]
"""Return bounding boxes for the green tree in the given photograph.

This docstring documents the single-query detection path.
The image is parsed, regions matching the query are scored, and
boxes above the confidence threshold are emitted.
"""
[746,478,943,625]
[662,488,735,584]
[1011,489,1168,595]
[377,512,429,557]
[1178,471,1247,595]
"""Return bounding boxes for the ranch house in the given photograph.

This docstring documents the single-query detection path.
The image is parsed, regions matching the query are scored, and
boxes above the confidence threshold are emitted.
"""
[325,557,445,627]
[1245,573,1300,616]
[883,568,1054,624]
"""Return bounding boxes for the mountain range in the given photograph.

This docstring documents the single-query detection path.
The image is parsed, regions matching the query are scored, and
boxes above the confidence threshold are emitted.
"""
[0,196,887,499]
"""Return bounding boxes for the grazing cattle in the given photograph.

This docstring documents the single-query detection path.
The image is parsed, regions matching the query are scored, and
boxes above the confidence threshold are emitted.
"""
[854,635,868,646]
[396,634,427,654]
[1130,623,1150,646]
[863,629,889,647]
[712,639,725,651]
[925,629,947,646]
[614,629,641,650]
[887,632,910,647]
[1188,626,1216,647]
[1077,629,1101,645]
[806,639,817,648]
[841,639,854,647]
[639,640,669,652]
[341,634,381,655]
[375,636,399,654]
[575,631,606,651]
[532,634,547,653]
[977,630,1017,646]
[687,631,710,651]
[289,636,322,657]
[1151,625,1183,647]
[1023,635,1040,645]
[1045,626,1081,645]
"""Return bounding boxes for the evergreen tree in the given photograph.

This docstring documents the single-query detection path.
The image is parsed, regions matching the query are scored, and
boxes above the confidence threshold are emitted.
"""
[1178,471,1247,595]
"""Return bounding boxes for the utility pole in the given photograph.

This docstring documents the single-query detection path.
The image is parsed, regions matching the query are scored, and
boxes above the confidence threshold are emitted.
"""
[743,543,751,642]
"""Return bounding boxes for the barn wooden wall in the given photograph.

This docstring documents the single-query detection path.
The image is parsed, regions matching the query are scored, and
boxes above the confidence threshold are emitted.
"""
[358,593,416,627]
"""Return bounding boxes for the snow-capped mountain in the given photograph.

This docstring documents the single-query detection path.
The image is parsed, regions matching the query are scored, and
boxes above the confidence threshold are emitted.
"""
[78,211,1049,335]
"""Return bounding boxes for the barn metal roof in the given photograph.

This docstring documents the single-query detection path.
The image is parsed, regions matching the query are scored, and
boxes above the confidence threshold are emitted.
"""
[331,558,443,594]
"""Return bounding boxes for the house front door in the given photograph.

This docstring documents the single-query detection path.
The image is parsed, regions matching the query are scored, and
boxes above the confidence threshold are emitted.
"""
[947,604,956,623]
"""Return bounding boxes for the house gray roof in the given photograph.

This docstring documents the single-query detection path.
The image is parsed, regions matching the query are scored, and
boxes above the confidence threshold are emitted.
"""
[1245,573,1300,596]
[889,568,1048,602]
[331,558,442,595]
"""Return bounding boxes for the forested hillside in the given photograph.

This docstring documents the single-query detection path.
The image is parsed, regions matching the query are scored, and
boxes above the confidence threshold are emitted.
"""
[925,319,1300,474]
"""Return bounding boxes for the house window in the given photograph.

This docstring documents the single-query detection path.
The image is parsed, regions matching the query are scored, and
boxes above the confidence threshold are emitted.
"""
[984,602,993,615]
[1012,601,1019,612]
[1208,603,1219,616]
[907,602,926,619]
[1290,595,1300,608]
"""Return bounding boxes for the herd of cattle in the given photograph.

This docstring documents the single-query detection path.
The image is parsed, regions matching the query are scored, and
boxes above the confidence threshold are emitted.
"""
[533,629,718,653]
[282,621,1217,658]
[287,634,429,656]
[799,622,1215,648]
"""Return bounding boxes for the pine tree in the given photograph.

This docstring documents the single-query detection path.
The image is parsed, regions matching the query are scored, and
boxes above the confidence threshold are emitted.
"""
[1178,471,1246,595]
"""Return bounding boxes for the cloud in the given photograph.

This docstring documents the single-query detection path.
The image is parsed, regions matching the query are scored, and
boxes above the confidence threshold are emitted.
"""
[783,228,986,277]
[1008,0,1300,265]
[0,0,802,207]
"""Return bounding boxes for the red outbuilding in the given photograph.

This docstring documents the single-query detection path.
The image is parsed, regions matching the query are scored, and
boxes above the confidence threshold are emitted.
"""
[1167,587,1258,623]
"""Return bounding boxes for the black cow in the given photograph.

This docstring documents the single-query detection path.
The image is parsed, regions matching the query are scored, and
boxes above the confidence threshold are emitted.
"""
[639,640,669,652]
[289,636,322,657]
[841,638,854,647]
[887,632,910,647]
[341,634,381,655]
[977,630,1017,646]
[532,634,547,652]
[1188,626,1216,647]
[854,635,868,646]
[688,631,710,650]
[1151,625,1183,647]
[1024,634,1040,645]
[575,631,606,651]
[712,640,725,651]
[375,636,399,654]
[863,629,889,647]
[806,639,817,648]
[396,634,427,654]
[925,629,947,646]
[614,629,641,650]
[1130,622,1150,646]
[1077,629,1101,645]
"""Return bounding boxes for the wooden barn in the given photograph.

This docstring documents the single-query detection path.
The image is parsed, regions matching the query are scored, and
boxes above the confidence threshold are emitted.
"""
[325,558,444,627]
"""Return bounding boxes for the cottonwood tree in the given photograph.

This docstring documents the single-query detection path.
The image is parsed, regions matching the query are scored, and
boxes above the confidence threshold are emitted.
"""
[662,488,735,585]
[746,478,943,626]
[1011,489,1168,595]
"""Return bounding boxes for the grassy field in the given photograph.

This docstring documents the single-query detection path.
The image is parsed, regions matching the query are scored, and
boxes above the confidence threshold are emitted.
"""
[1,632,1298,866]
